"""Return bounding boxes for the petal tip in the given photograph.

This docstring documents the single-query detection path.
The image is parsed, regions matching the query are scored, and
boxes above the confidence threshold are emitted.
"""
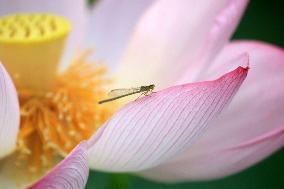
[238,52,250,70]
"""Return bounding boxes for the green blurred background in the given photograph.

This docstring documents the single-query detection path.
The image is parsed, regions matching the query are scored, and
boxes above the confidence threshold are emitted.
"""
[86,1,284,189]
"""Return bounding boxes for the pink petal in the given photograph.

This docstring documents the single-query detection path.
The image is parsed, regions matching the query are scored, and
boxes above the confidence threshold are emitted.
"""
[0,63,20,158]
[140,127,284,182]
[27,141,89,189]
[87,65,248,172]
[178,0,248,83]
[87,0,155,68]
[116,0,248,89]
[0,0,89,69]
[139,41,284,182]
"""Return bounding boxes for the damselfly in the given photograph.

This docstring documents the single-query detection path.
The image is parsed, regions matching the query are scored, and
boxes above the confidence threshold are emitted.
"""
[98,84,155,104]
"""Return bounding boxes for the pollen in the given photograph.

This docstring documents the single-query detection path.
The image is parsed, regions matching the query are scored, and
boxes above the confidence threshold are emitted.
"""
[15,50,116,175]
[0,13,117,178]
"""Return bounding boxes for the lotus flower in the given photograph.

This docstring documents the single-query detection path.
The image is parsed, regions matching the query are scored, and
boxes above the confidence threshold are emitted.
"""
[0,0,283,189]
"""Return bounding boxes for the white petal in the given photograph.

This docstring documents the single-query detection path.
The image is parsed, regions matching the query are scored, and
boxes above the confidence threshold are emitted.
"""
[116,0,248,89]
[87,0,155,69]
[0,63,20,159]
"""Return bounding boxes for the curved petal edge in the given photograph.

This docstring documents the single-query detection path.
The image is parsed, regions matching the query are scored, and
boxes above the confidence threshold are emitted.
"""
[140,126,284,182]
[87,62,248,172]
[116,0,248,88]
[27,141,89,189]
[138,40,284,182]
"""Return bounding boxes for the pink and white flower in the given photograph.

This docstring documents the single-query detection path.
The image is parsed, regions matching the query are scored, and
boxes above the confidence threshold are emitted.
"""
[0,0,283,188]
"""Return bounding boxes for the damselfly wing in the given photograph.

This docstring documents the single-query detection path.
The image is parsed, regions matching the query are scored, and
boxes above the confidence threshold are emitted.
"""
[107,87,141,98]
[98,84,155,104]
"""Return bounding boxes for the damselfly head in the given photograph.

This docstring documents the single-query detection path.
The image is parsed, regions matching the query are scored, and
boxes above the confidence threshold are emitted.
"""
[149,84,155,90]
[140,84,155,91]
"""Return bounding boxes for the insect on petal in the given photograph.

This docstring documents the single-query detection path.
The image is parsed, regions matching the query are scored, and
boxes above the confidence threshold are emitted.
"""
[88,60,248,172]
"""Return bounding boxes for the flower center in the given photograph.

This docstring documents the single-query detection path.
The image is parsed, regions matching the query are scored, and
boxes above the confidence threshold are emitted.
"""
[0,13,70,92]
[0,14,116,177]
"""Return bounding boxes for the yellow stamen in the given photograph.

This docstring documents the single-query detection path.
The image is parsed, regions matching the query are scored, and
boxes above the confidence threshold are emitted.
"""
[0,13,117,178]
[16,50,116,175]
[0,14,70,91]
